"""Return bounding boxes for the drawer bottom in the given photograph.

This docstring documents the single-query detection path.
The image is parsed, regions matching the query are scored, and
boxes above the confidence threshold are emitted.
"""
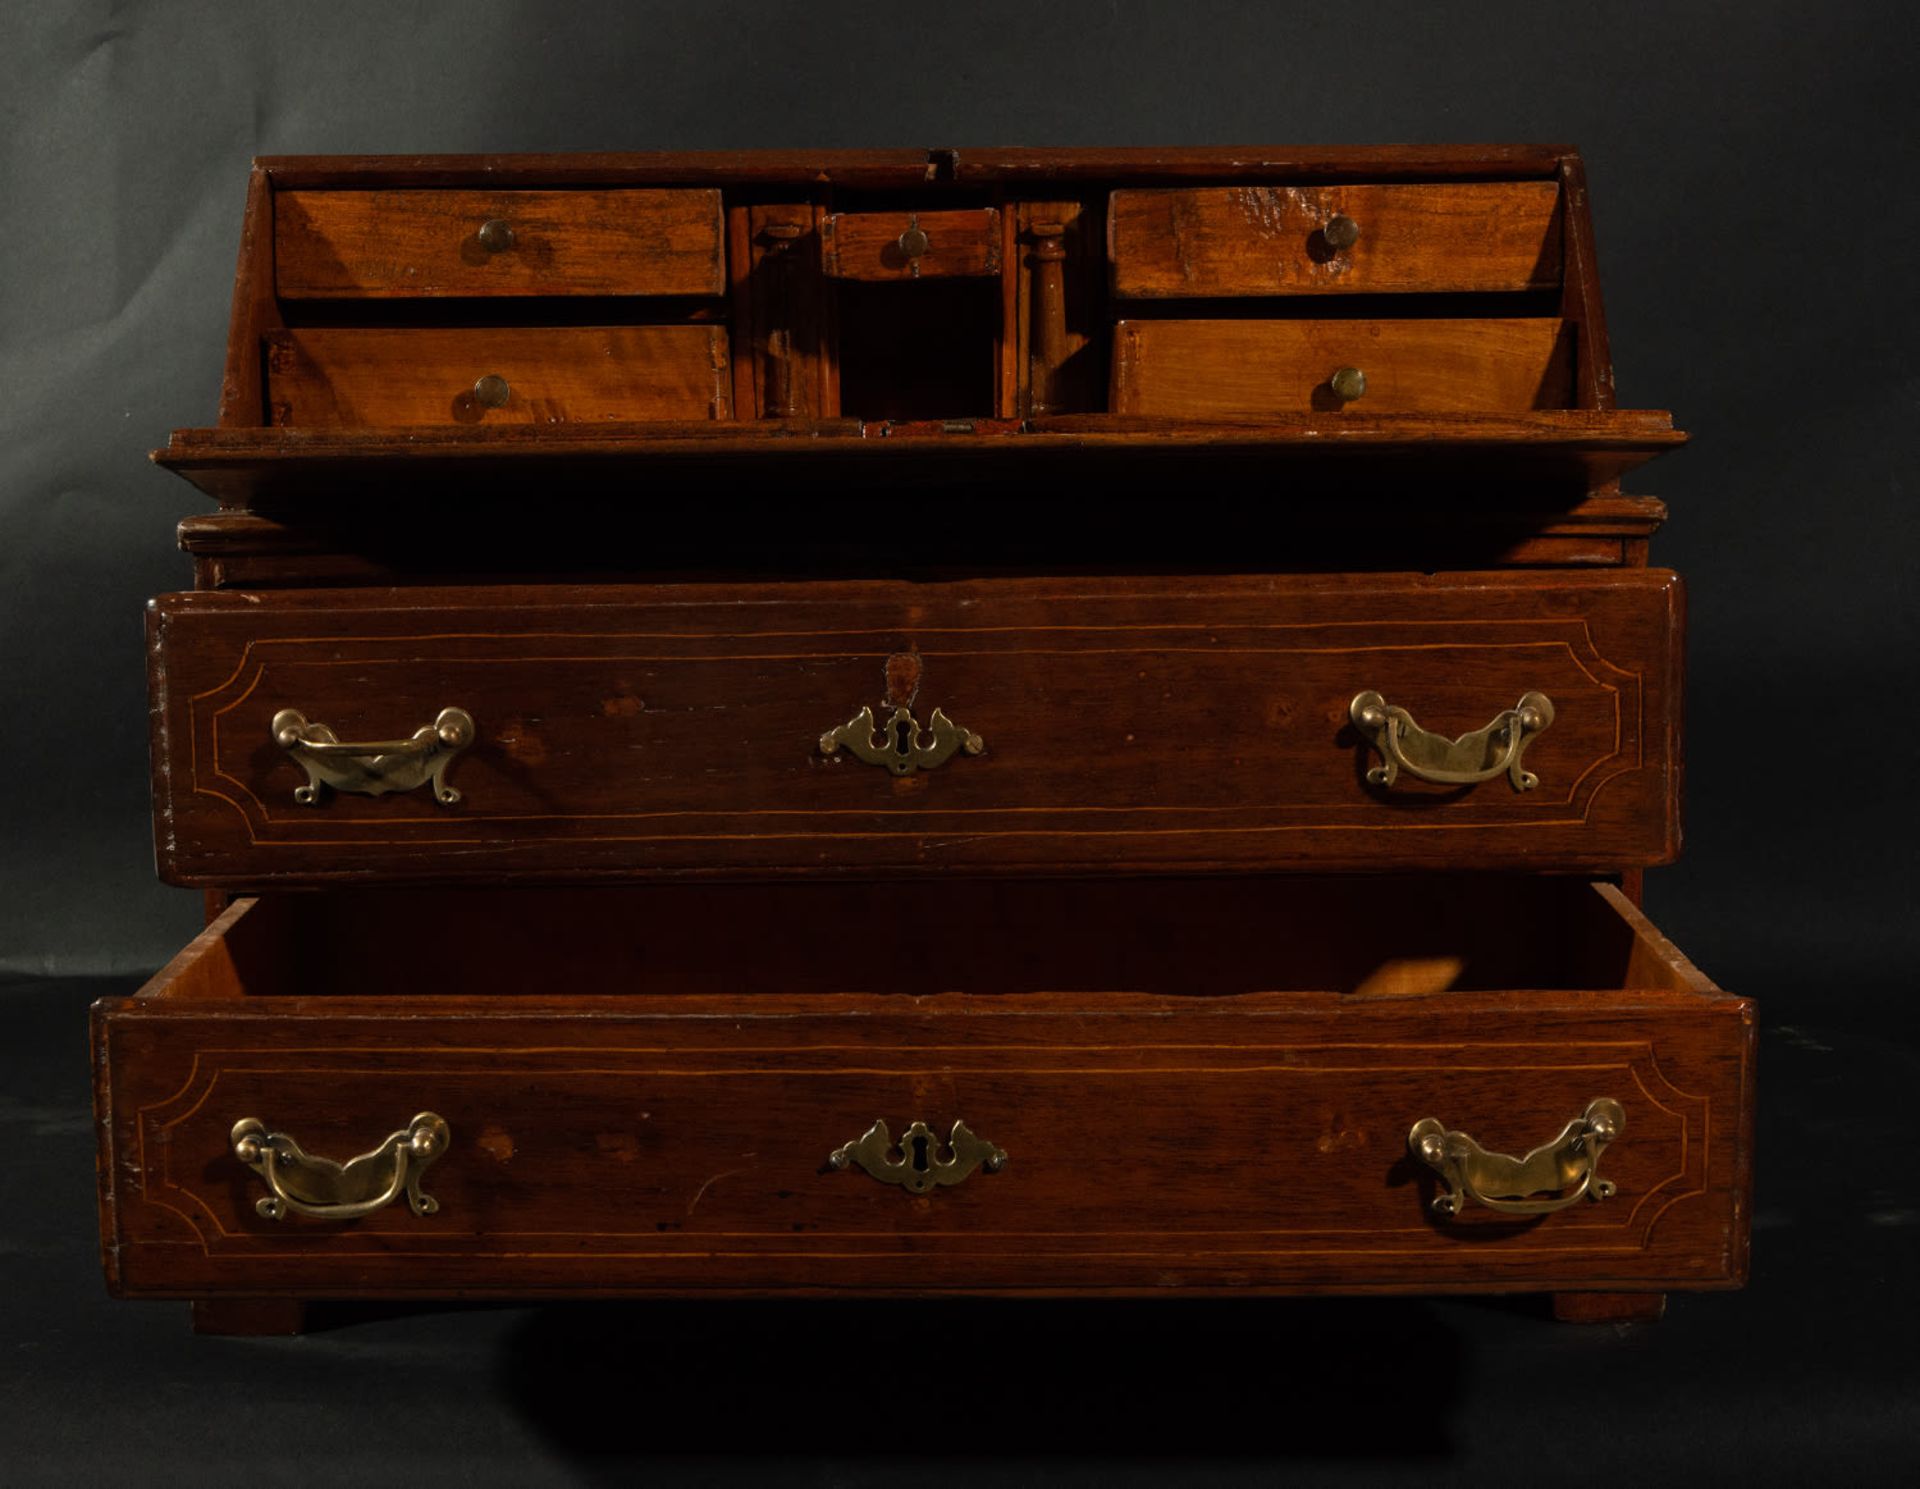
[93,878,1752,1305]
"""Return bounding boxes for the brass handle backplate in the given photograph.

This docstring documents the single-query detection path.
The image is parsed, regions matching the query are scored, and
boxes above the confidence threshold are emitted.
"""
[829,1119,1006,1194]
[819,704,984,776]
[231,1113,450,1222]
[1350,690,1554,791]
[1409,1098,1623,1217]
[272,706,474,805]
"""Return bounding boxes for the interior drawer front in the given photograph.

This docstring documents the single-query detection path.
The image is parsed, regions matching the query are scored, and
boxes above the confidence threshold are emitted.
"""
[274,188,726,298]
[1108,182,1562,297]
[93,888,1751,1298]
[147,572,1680,885]
[264,326,730,425]
[1112,318,1573,416]
[821,208,1003,279]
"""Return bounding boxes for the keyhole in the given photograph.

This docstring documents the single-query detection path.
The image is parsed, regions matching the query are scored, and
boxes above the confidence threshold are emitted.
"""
[892,718,913,757]
[910,1133,930,1171]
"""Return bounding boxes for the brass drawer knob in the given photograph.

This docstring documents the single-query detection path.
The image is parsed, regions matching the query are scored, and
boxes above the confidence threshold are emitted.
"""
[1410,1099,1623,1217]
[476,217,515,253]
[1328,365,1367,402]
[897,222,931,260]
[829,1119,1006,1194]
[1350,689,1553,791]
[473,373,512,409]
[820,703,984,776]
[231,1113,450,1222]
[1322,212,1360,250]
[272,705,475,805]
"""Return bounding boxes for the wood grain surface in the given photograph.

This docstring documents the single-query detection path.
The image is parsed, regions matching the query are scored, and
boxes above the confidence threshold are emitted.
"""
[1111,318,1575,416]
[146,571,1682,886]
[1109,183,1563,297]
[264,326,731,426]
[821,208,1002,279]
[92,881,1751,1299]
[275,188,726,298]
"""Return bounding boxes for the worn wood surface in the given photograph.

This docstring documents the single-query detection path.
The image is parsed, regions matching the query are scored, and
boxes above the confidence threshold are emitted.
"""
[1112,318,1575,416]
[1558,155,1616,411]
[275,188,726,298]
[216,166,279,427]
[92,881,1750,1300]
[1109,183,1562,298]
[822,208,1002,280]
[146,571,1681,886]
[264,326,730,426]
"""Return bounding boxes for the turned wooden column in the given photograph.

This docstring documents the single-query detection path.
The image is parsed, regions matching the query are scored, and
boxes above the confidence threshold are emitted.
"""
[1027,219,1068,416]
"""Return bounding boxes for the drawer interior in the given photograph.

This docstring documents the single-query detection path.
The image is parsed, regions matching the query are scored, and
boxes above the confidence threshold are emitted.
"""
[165,876,1710,1005]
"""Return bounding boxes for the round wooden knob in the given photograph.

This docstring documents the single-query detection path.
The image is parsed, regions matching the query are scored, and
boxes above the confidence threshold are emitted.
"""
[476,218,515,253]
[1323,214,1359,250]
[473,374,511,408]
[1329,366,1367,402]
[897,225,930,259]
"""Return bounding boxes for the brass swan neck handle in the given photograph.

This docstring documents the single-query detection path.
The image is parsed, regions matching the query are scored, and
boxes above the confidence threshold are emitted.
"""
[1350,690,1554,791]
[1409,1098,1623,1217]
[272,706,474,805]
[231,1113,450,1222]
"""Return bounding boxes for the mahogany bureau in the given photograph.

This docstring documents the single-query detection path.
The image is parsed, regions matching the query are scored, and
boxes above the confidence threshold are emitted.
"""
[93,147,1753,1335]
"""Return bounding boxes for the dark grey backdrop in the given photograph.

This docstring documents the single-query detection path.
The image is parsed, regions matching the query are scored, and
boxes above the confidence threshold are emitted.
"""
[3,0,1914,1014]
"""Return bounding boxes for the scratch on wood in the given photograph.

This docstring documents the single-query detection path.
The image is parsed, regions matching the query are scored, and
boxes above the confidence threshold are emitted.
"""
[687,1167,747,1214]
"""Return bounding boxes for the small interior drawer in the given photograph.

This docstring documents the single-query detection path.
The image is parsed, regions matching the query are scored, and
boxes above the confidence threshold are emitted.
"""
[274,188,726,298]
[92,877,1752,1299]
[821,208,1003,280]
[1112,318,1575,416]
[264,326,731,425]
[1108,182,1563,297]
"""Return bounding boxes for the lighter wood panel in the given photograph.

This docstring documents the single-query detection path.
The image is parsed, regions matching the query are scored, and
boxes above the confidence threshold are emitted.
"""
[1109,182,1562,297]
[265,326,730,426]
[821,208,1002,279]
[1111,318,1575,416]
[275,188,725,298]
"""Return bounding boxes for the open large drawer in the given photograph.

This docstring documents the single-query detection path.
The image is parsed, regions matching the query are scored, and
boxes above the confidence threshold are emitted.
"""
[93,876,1751,1300]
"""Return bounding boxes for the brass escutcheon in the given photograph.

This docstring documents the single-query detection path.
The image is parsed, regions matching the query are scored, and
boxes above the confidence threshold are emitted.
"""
[272,706,474,805]
[1409,1098,1623,1217]
[829,1119,1006,1194]
[231,1112,450,1222]
[1351,689,1554,791]
[819,704,983,776]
